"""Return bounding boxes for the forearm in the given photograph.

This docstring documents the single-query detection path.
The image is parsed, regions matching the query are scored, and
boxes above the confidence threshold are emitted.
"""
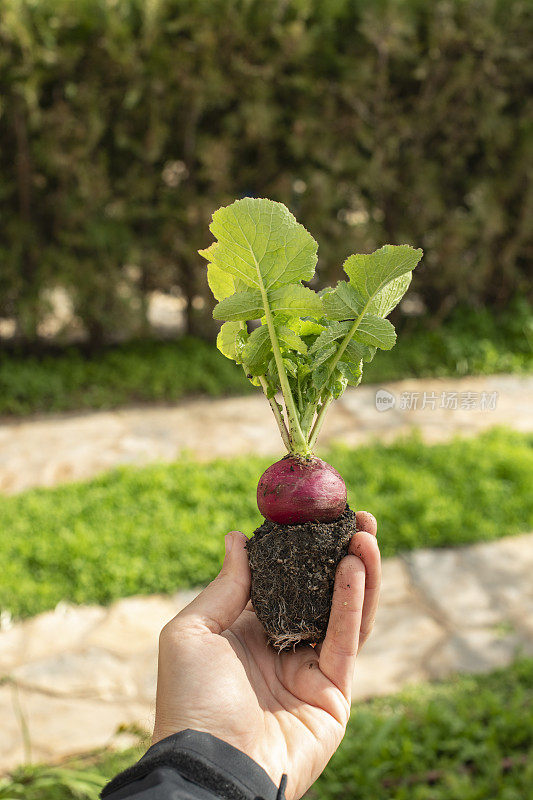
[101,729,287,800]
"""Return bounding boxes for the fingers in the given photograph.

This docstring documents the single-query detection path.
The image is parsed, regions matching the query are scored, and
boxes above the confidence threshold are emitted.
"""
[355,510,377,537]
[318,554,365,700]
[349,531,381,651]
[167,531,251,635]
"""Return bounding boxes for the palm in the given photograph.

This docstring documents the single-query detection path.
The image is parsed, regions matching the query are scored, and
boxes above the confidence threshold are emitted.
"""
[217,608,348,799]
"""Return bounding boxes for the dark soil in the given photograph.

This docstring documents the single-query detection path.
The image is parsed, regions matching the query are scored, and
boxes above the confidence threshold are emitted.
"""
[246,507,358,650]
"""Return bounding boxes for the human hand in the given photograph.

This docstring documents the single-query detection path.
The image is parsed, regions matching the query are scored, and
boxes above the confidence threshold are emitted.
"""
[153,512,381,800]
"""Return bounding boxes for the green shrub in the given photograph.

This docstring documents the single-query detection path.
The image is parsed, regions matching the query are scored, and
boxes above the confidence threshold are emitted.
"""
[0,428,531,619]
[1,0,531,344]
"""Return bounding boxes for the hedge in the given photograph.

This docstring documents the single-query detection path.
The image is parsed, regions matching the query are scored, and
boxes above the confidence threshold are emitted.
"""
[1,0,531,344]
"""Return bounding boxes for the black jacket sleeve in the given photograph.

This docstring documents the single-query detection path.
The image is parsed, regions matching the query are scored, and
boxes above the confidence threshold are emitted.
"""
[100,729,287,800]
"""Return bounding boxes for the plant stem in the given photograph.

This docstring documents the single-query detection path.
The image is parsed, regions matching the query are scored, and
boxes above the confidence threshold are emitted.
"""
[308,393,334,450]
[258,376,291,452]
[300,404,317,439]
[258,285,309,455]
[324,304,368,386]
[307,299,371,449]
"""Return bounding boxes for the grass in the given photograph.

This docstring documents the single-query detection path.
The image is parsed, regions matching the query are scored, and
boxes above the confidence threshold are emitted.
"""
[2,659,532,799]
[1,299,531,417]
[0,427,532,620]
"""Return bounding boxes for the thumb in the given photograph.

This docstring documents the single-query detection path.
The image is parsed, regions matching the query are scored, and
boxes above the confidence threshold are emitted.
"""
[171,531,251,635]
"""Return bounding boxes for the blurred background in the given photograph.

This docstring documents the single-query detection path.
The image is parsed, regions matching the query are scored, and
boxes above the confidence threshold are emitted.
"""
[0,1,532,798]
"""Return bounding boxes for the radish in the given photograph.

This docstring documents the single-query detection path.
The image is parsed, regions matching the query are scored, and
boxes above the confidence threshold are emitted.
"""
[200,198,422,647]
[257,456,346,525]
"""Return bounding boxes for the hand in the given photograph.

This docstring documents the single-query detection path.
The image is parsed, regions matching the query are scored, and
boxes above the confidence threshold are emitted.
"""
[153,512,381,800]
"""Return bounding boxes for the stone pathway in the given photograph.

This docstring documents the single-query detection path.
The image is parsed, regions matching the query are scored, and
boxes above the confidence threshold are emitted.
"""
[1,532,532,772]
[1,374,532,494]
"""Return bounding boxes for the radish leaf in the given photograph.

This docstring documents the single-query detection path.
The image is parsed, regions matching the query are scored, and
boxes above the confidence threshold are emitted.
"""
[213,290,264,321]
[201,198,422,455]
[353,315,397,350]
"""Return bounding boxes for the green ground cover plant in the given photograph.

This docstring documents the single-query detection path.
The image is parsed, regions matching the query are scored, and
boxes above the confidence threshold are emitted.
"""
[1,299,531,417]
[0,428,531,619]
[2,660,531,799]
[311,658,533,800]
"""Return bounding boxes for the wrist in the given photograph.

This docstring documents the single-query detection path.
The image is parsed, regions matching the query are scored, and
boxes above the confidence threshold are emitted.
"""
[152,722,280,791]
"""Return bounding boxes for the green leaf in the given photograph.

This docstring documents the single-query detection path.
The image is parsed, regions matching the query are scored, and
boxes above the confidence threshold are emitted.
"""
[198,242,218,263]
[309,321,353,354]
[213,289,263,321]
[216,321,247,362]
[206,198,318,290]
[278,325,308,354]
[312,344,337,369]
[338,359,363,386]
[204,200,422,455]
[322,282,363,320]
[241,325,272,375]
[364,345,377,363]
[268,284,323,318]
[312,358,336,389]
[331,376,348,398]
[206,262,235,302]
[282,357,298,377]
[343,339,370,363]
[296,319,326,336]
[310,325,369,392]
[343,244,422,309]
[367,272,413,317]
[353,314,397,349]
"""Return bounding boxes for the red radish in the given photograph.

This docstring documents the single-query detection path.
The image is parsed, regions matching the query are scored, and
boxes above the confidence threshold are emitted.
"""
[257,456,347,525]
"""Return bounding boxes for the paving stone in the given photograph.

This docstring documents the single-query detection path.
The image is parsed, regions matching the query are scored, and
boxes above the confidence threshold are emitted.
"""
[405,547,505,628]
[13,648,139,700]
[0,625,25,674]
[379,557,412,605]
[10,689,152,763]
[0,684,54,771]
[170,588,203,612]
[352,601,445,699]
[86,595,176,656]
[133,652,158,703]
[337,375,533,445]
[426,628,523,680]
[22,604,106,663]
